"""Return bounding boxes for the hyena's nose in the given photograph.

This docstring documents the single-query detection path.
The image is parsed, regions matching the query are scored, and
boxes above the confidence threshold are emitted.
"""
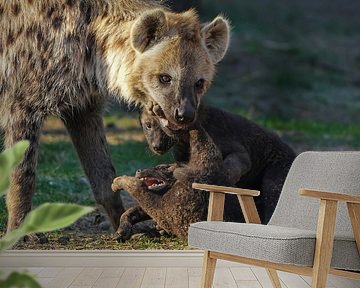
[153,145,161,152]
[174,106,195,124]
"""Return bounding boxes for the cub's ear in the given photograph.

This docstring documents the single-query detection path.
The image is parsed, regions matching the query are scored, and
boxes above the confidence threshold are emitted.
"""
[131,9,168,53]
[201,16,230,64]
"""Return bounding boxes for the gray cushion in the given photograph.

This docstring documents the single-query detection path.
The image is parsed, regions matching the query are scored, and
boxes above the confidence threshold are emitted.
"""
[269,151,360,238]
[189,221,360,271]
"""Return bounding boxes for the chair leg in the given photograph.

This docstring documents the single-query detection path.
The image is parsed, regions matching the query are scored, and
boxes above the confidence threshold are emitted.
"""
[347,203,360,253]
[266,269,282,288]
[312,200,337,288]
[201,251,217,288]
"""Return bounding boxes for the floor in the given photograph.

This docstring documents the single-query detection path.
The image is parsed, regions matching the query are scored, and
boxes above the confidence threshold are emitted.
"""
[1,251,359,288]
[3,266,360,288]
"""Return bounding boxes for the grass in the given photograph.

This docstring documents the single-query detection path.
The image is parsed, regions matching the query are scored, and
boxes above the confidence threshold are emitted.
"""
[0,125,172,231]
[259,118,360,148]
[10,230,189,250]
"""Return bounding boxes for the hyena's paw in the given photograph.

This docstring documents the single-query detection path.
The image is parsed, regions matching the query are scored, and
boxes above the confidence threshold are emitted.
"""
[114,223,133,243]
[112,176,141,194]
[112,176,126,192]
[155,223,170,236]
[23,232,49,244]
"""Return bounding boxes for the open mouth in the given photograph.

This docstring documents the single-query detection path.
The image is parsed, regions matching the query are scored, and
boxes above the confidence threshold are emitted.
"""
[140,177,166,190]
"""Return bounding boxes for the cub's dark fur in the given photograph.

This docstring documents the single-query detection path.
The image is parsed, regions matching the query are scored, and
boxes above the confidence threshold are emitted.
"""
[143,104,296,223]
[112,125,244,240]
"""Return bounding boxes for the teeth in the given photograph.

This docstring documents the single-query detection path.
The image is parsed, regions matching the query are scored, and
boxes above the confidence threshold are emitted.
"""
[160,118,169,127]
[148,182,165,189]
[159,118,181,131]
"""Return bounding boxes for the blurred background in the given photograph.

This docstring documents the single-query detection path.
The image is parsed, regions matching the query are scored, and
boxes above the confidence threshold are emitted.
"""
[1,0,359,249]
[176,0,360,151]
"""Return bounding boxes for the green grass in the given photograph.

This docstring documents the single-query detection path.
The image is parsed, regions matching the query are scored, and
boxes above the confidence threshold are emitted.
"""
[0,139,172,231]
[258,117,360,147]
[259,117,360,150]
[111,141,172,175]
[7,230,190,250]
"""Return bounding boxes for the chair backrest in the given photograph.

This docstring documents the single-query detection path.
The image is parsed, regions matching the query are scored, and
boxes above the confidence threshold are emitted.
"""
[269,151,360,238]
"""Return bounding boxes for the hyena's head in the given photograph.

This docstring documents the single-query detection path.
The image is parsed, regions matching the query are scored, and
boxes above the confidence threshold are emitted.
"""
[139,108,176,155]
[129,9,230,129]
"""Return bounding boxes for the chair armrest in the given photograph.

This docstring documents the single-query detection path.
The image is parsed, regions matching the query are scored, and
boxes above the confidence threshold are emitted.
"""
[193,183,261,223]
[299,189,360,204]
[301,189,360,261]
[192,183,260,197]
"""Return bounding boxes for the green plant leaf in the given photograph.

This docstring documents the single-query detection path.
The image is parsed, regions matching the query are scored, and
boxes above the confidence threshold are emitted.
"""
[0,141,29,196]
[0,271,41,288]
[21,203,94,233]
[0,227,27,251]
[0,203,93,251]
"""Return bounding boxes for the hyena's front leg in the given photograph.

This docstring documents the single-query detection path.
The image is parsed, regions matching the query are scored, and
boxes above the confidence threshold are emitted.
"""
[221,150,251,186]
[5,111,43,233]
[115,206,151,242]
[174,126,222,185]
[64,109,124,231]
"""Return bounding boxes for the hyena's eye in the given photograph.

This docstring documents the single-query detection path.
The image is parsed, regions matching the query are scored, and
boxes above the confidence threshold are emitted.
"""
[159,74,172,84]
[145,122,152,130]
[195,79,205,90]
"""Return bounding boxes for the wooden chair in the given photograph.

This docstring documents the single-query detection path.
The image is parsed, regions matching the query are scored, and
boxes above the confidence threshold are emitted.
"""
[188,151,360,288]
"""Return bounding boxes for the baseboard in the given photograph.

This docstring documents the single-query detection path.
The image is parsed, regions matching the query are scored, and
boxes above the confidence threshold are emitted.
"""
[0,250,248,268]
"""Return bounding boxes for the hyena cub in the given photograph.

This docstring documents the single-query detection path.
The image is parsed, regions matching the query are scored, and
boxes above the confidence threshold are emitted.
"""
[0,0,230,233]
[112,125,224,239]
[139,109,175,155]
[113,122,246,241]
[142,105,296,224]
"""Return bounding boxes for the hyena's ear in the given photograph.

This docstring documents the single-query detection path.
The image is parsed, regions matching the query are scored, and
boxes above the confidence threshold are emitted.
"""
[201,16,230,64]
[131,9,168,53]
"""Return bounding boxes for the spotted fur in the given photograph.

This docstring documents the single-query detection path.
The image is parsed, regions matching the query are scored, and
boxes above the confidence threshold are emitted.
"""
[0,0,229,233]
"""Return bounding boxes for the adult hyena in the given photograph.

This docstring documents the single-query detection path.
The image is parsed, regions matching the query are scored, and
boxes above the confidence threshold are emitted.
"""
[0,0,230,233]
